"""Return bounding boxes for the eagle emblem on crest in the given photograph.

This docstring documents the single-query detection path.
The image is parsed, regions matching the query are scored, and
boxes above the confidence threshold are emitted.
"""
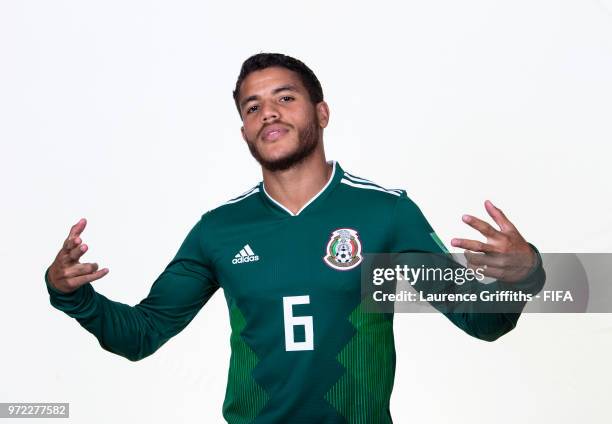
[323,228,363,270]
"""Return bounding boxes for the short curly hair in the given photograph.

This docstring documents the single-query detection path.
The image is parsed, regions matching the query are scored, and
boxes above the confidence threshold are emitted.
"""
[233,52,324,119]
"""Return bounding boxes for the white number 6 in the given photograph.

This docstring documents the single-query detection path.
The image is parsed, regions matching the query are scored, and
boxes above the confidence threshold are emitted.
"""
[283,295,314,351]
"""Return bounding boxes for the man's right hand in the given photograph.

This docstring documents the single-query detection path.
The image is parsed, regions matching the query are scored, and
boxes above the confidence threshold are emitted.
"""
[47,218,109,294]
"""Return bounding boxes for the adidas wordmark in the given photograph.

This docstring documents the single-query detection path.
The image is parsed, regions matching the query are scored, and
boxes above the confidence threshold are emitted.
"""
[232,244,260,264]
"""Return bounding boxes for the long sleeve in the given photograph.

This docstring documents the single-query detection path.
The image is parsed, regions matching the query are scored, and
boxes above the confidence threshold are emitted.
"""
[389,192,546,342]
[45,216,219,361]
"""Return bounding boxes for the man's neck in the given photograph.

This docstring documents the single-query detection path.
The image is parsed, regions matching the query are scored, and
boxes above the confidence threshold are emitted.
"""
[262,151,333,215]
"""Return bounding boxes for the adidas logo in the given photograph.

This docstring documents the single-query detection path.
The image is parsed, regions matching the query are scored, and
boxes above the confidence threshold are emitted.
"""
[232,244,260,264]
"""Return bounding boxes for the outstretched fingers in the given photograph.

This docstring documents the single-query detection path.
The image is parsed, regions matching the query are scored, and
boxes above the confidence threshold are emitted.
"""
[48,218,110,293]
[65,267,109,289]
[68,218,87,240]
[484,200,516,233]
[461,214,500,239]
[63,262,100,278]
[450,238,496,254]
[60,219,88,263]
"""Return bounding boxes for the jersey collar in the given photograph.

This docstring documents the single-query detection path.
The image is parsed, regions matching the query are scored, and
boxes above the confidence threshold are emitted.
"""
[259,160,344,217]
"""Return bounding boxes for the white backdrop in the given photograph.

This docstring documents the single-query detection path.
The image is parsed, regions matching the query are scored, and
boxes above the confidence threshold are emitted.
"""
[1,0,611,423]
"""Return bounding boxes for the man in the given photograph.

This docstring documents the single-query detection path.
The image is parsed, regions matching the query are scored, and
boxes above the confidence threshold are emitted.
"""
[46,53,545,423]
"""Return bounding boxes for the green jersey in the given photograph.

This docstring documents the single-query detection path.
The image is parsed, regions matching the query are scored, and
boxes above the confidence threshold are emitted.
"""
[45,161,545,423]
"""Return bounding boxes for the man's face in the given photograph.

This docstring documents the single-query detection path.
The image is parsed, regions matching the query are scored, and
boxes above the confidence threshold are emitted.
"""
[239,67,329,172]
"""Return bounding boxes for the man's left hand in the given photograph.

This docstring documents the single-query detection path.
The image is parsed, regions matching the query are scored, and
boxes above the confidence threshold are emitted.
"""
[450,200,537,283]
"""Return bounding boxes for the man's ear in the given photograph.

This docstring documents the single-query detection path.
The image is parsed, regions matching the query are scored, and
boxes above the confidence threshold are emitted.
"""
[316,101,330,129]
[241,126,247,143]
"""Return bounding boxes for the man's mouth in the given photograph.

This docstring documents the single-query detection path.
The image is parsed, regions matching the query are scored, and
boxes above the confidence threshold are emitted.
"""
[261,125,289,142]
[264,130,286,141]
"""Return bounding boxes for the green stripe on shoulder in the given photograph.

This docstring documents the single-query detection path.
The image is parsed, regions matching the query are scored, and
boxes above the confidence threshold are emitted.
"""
[429,232,449,254]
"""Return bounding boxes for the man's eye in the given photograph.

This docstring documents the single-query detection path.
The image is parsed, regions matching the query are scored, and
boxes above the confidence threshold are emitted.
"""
[246,97,292,114]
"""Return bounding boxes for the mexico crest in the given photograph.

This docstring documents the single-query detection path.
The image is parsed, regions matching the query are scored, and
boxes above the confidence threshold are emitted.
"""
[323,228,363,270]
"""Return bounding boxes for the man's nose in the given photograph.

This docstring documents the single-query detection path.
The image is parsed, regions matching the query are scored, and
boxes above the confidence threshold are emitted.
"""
[260,101,280,122]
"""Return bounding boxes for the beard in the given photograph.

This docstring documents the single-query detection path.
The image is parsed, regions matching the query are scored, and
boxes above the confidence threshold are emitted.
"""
[246,117,320,172]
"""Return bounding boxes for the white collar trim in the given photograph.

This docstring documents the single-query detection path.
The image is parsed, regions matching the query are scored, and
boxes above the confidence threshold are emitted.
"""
[262,160,337,216]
